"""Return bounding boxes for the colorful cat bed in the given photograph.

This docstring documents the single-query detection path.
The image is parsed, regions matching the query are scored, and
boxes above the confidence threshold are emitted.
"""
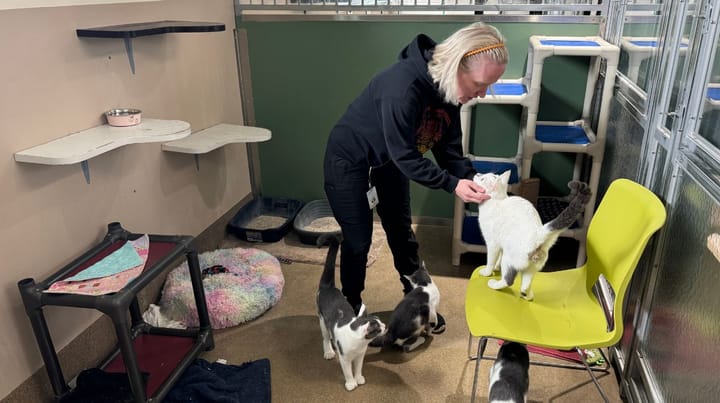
[159,247,284,329]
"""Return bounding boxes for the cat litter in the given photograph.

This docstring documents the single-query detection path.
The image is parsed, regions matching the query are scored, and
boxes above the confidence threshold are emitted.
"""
[245,216,288,230]
[294,199,342,245]
[228,197,302,243]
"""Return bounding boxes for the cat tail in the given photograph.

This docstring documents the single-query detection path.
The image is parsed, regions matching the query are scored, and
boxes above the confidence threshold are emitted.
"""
[317,232,343,289]
[543,181,592,234]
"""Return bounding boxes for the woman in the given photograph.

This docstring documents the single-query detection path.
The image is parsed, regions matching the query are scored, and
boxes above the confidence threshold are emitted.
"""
[323,22,508,333]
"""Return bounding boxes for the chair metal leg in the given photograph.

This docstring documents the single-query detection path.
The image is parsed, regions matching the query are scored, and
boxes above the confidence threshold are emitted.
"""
[575,347,609,403]
[470,337,488,403]
[467,333,476,360]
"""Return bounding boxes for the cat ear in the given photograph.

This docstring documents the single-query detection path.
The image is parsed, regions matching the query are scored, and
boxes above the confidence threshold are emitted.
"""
[500,170,511,184]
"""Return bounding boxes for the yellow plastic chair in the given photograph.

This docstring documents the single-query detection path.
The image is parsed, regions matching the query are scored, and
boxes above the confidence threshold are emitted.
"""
[465,178,666,403]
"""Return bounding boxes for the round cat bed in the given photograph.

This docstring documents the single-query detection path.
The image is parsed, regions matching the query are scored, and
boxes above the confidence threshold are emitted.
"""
[159,247,284,329]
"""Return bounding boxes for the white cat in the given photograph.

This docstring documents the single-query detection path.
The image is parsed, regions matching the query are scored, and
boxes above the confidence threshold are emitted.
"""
[474,171,591,300]
[317,233,386,391]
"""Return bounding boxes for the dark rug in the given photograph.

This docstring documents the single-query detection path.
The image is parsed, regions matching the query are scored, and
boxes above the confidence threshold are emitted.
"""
[59,368,149,403]
[164,358,271,403]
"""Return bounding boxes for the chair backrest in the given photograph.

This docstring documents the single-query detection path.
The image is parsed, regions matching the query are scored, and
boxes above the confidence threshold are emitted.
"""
[584,178,666,335]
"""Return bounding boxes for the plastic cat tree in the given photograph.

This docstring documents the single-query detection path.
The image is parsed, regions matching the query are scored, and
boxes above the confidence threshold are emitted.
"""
[451,35,619,266]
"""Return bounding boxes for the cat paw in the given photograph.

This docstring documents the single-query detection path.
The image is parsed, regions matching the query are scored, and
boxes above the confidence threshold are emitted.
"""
[345,381,358,391]
[479,267,493,277]
[403,337,425,352]
[520,290,534,301]
[324,351,336,360]
[488,279,508,290]
[356,375,366,385]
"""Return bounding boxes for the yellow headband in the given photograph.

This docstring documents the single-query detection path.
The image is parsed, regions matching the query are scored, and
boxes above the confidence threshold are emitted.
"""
[463,43,505,58]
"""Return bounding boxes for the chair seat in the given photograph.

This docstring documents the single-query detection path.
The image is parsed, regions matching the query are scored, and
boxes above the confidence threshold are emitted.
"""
[465,266,613,350]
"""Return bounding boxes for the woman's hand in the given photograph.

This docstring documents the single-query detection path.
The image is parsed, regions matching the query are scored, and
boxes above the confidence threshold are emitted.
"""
[455,179,490,203]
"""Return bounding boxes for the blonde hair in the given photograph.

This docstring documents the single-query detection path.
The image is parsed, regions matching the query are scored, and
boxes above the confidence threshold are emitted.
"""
[428,22,509,104]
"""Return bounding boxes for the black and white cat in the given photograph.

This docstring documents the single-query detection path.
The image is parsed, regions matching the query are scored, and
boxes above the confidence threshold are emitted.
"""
[489,341,530,403]
[474,171,592,300]
[316,233,386,391]
[370,262,440,352]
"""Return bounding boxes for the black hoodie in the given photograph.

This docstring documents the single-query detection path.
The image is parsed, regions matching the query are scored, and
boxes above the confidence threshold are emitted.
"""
[327,34,475,194]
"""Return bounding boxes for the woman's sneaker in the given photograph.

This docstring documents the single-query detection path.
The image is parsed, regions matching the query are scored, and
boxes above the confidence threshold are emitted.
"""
[432,313,446,334]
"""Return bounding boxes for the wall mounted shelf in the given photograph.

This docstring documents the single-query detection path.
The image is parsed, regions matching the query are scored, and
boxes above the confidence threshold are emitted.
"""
[15,119,191,183]
[76,20,226,74]
[162,123,272,170]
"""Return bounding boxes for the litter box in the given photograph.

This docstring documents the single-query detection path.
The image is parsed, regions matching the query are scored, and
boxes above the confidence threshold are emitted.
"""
[293,199,342,245]
[228,197,303,243]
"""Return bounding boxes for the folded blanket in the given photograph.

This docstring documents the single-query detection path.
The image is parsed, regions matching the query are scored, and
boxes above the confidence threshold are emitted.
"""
[165,358,271,403]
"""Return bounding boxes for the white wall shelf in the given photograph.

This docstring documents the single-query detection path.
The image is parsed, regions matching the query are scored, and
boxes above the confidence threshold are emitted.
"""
[162,123,271,170]
[14,119,191,183]
[162,124,271,154]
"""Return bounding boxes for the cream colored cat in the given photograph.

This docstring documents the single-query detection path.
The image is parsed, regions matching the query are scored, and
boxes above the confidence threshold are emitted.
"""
[474,171,591,300]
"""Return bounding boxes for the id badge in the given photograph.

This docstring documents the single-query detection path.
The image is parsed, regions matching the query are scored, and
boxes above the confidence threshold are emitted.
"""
[367,186,379,209]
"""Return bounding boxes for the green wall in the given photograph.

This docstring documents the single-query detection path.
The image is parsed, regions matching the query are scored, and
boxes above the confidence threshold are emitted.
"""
[238,20,599,218]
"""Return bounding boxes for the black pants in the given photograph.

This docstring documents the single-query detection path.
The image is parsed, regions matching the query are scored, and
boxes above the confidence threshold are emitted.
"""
[324,154,420,307]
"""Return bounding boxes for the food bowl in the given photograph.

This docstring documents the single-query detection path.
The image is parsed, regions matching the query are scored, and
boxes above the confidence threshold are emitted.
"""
[105,108,142,127]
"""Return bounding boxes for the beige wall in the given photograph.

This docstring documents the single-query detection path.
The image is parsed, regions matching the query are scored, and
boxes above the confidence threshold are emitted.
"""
[0,0,249,398]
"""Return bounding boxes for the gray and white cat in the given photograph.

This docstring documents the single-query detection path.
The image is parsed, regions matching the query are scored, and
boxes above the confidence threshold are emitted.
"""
[489,341,530,403]
[474,170,592,300]
[316,233,386,391]
[369,262,440,352]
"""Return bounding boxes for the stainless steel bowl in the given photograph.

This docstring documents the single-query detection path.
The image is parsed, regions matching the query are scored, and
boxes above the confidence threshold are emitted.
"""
[105,108,142,126]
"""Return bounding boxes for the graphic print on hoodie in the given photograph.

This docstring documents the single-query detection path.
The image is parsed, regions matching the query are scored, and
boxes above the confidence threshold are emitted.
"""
[416,106,451,153]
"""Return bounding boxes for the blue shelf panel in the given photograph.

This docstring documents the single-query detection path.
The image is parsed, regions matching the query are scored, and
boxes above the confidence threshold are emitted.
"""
[490,82,527,96]
[540,39,601,47]
[629,40,688,48]
[707,87,720,101]
[535,125,591,144]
